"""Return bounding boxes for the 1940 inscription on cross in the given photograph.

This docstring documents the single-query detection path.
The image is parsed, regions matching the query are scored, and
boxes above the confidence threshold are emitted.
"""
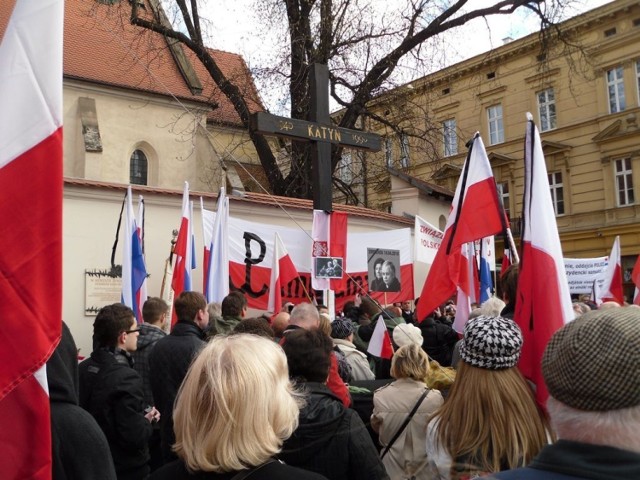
[250,63,381,211]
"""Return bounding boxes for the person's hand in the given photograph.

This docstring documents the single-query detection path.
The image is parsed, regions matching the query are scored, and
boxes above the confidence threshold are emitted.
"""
[355,293,362,307]
[144,406,160,423]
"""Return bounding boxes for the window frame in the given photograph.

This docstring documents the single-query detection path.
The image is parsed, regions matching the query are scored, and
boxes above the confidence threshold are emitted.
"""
[442,118,458,157]
[487,104,504,145]
[606,66,626,114]
[615,157,634,206]
[497,181,510,219]
[129,149,148,186]
[548,171,565,216]
[537,88,557,132]
[384,137,393,167]
[399,133,410,168]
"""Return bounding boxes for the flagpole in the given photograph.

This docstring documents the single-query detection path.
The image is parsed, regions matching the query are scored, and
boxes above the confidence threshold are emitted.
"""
[506,227,520,264]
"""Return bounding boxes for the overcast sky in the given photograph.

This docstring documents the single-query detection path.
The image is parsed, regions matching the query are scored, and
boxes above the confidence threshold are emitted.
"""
[193,0,614,112]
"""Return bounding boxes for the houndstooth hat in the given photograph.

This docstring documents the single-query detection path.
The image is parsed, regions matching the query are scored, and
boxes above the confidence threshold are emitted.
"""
[543,307,640,411]
[331,316,355,339]
[459,315,523,370]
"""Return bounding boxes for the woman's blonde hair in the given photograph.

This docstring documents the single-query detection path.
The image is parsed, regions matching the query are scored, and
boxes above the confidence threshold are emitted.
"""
[430,361,550,477]
[318,313,332,336]
[390,343,430,381]
[172,334,303,473]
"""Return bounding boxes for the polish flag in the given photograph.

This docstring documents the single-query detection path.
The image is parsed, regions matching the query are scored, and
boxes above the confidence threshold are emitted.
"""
[171,182,194,325]
[632,254,640,305]
[416,134,505,322]
[367,317,394,360]
[0,1,63,478]
[514,114,573,408]
[268,233,301,313]
[122,186,148,323]
[201,198,214,296]
[204,188,229,303]
[597,236,624,305]
[500,247,512,278]
[311,210,348,291]
[453,242,478,333]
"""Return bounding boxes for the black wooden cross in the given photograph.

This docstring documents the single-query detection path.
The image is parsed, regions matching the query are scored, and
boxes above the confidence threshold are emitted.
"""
[250,63,381,211]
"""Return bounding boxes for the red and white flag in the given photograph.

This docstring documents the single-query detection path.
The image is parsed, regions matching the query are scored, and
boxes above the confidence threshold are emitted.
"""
[500,247,512,278]
[514,114,573,408]
[632,254,640,306]
[0,1,63,478]
[416,134,505,323]
[453,242,479,333]
[367,318,394,360]
[596,236,624,305]
[203,188,229,303]
[311,210,348,291]
[268,233,301,313]
[171,182,194,325]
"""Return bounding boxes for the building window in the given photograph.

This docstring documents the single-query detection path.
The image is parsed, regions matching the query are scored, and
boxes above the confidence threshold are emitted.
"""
[548,171,565,215]
[399,133,410,168]
[442,119,457,156]
[537,88,557,132]
[607,66,626,113]
[615,158,634,206]
[338,152,353,183]
[130,149,148,185]
[384,138,393,166]
[487,105,504,145]
[497,181,510,218]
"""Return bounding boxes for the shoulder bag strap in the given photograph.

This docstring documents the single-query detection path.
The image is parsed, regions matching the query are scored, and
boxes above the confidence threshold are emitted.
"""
[380,388,429,459]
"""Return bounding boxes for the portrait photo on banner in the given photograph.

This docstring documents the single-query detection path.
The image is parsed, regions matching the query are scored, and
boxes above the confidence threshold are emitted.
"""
[315,257,343,278]
[367,248,401,292]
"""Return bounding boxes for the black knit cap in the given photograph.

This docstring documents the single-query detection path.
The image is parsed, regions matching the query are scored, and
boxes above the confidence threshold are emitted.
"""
[543,307,640,411]
[459,315,523,370]
[331,317,355,339]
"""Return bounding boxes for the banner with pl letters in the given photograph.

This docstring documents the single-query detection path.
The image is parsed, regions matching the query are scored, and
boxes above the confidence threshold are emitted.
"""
[226,216,414,311]
[414,215,443,264]
[564,256,608,295]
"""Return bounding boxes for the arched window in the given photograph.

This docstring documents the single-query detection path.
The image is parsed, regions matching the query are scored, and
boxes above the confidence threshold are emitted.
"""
[130,149,148,185]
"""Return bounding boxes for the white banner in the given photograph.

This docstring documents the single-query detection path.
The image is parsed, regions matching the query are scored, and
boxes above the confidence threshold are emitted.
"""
[564,257,608,295]
[226,216,414,310]
[414,215,443,264]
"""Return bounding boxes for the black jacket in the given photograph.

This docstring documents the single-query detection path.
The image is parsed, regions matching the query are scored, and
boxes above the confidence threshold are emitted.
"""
[148,322,206,462]
[279,383,388,480]
[79,348,152,478]
[131,323,166,406]
[150,459,328,480]
[493,440,640,480]
[48,323,117,480]
[417,316,459,366]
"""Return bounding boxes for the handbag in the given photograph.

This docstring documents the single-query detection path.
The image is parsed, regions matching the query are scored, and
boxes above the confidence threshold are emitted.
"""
[380,388,429,459]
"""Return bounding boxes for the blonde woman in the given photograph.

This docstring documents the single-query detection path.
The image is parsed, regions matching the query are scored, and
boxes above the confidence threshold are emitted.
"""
[371,343,444,480]
[426,316,550,479]
[150,334,327,480]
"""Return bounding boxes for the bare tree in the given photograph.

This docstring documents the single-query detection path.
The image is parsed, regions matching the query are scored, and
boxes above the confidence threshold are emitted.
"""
[126,0,570,202]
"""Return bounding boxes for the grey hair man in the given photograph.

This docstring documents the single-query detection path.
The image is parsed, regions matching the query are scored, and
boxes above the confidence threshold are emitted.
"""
[493,307,640,479]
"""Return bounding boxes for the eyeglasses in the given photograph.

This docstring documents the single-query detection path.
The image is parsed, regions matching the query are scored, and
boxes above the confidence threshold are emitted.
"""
[124,328,141,334]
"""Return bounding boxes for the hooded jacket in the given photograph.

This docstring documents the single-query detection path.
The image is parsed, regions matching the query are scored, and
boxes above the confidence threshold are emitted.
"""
[48,322,117,480]
[279,383,388,480]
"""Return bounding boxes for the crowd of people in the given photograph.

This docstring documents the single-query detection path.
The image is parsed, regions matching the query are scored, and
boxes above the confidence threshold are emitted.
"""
[51,270,640,480]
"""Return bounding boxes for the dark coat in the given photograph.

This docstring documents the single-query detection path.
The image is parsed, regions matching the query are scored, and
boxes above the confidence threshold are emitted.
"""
[492,440,640,480]
[131,323,166,406]
[148,321,206,462]
[48,323,117,480]
[79,348,152,479]
[150,460,328,480]
[279,383,389,480]
[417,316,459,367]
